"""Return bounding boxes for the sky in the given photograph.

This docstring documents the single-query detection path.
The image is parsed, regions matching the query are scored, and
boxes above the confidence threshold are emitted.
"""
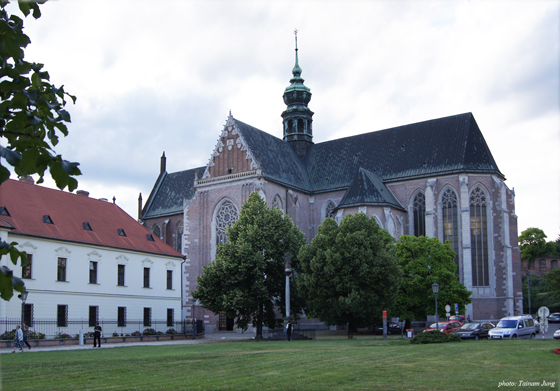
[3,0,560,241]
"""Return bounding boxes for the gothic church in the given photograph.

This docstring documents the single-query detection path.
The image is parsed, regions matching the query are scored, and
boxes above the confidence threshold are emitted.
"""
[140,41,522,332]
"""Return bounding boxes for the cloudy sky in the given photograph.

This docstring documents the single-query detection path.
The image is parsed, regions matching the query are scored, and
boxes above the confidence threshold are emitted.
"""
[4,0,560,240]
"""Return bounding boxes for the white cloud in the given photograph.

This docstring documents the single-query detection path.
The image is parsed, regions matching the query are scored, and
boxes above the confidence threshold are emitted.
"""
[4,0,559,240]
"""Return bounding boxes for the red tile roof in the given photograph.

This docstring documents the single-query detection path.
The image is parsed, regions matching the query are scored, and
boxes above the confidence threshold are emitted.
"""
[0,179,184,259]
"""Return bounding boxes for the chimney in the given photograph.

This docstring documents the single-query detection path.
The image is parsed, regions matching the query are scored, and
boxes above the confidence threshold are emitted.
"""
[76,190,90,197]
[138,192,143,220]
[160,151,166,174]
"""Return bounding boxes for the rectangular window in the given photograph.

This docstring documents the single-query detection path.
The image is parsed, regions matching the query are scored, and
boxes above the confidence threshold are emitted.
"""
[470,204,489,286]
[89,261,98,284]
[24,304,33,327]
[143,267,150,288]
[118,265,125,286]
[57,257,67,282]
[57,304,68,327]
[89,306,99,327]
[143,307,152,327]
[22,254,32,279]
[167,270,173,290]
[167,308,174,327]
[117,307,127,327]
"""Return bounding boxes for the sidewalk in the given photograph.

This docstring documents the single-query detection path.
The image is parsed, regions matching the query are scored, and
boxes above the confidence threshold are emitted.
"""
[0,331,254,354]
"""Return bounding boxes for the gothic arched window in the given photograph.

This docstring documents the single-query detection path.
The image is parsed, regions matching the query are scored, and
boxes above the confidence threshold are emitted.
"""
[325,200,336,219]
[441,188,459,271]
[175,220,183,252]
[413,192,426,237]
[215,200,238,247]
[272,195,283,211]
[470,186,489,286]
[152,224,161,239]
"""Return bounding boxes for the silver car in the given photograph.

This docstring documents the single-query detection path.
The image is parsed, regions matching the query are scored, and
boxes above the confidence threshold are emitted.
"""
[488,315,537,339]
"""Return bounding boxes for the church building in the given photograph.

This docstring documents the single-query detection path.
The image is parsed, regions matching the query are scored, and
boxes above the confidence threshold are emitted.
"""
[140,40,522,331]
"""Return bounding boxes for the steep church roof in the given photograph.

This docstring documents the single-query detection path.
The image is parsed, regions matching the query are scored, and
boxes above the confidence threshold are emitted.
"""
[337,168,405,211]
[142,166,204,219]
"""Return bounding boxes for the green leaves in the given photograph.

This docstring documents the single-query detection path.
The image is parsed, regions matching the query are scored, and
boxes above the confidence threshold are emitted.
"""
[519,228,549,264]
[298,213,402,338]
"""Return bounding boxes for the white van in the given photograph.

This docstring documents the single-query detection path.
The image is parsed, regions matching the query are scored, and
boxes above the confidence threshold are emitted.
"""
[488,315,537,339]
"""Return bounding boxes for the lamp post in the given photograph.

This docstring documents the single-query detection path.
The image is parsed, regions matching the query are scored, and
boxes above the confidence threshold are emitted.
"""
[526,272,532,316]
[284,253,292,321]
[191,299,196,339]
[17,288,28,325]
[432,281,439,331]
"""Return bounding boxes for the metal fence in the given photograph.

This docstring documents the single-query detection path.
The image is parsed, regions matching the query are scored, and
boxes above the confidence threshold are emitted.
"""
[1,318,204,339]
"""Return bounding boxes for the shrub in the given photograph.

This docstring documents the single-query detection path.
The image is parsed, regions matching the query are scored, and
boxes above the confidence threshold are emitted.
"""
[57,332,73,339]
[1,330,16,340]
[130,331,141,337]
[410,330,461,344]
[143,328,156,336]
[166,328,177,335]
[113,332,120,337]
[28,330,46,340]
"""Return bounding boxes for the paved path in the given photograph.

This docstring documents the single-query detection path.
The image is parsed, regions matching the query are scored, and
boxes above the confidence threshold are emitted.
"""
[0,332,255,354]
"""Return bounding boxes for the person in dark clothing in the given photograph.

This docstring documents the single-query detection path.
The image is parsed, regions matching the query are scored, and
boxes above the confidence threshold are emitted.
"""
[93,323,102,348]
[22,322,31,349]
[286,322,293,341]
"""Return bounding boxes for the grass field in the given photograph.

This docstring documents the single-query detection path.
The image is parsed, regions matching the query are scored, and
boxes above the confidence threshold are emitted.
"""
[1,337,559,390]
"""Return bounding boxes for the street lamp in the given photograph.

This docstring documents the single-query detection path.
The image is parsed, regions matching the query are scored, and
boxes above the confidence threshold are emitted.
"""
[18,288,28,325]
[191,298,196,339]
[526,272,532,316]
[284,253,292,321]
[432,281,439,331]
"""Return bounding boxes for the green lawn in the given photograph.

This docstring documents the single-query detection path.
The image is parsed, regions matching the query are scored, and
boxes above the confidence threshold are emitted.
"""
[1,337,559,390]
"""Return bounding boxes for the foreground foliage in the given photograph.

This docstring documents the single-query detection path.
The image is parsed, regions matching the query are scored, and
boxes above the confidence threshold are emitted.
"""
[1,0,80,301]
[1,338,559,391]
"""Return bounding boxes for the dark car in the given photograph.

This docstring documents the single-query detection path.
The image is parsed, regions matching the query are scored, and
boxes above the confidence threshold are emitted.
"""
[548,313,560,323]
[452,322,495,340]
[374,322,403,335]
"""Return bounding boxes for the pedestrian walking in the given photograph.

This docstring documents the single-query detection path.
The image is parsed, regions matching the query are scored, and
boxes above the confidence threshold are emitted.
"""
[22,322,31,349]
[93,322,102,348]
[12,325,24,353]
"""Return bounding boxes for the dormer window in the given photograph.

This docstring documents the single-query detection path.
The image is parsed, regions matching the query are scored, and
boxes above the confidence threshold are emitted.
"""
[147,234,155,241]
[83,222,92,231]
[118,229,126,237]
[43,215,54,224]
[0,206,10,216]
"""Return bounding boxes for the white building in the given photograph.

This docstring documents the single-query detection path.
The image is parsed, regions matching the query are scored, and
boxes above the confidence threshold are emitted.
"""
[0,178,185,337]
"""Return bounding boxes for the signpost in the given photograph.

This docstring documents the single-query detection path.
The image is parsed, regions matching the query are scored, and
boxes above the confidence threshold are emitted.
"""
[454,303,459,315]
[383,310,387,340]
[445,305,451,320]
[538,306,550,339]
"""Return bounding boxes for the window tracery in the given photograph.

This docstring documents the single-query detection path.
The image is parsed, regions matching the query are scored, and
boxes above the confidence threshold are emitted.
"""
[470,186,489,286]
[216,200,238,246]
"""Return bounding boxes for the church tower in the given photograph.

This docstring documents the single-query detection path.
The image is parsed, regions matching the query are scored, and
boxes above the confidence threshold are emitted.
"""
[282,31,314,158]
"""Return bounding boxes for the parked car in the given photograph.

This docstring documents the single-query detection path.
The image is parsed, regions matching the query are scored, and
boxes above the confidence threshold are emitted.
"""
[547,313,560,323]
[449,315,466,324]
[553,328,560,340]
[488,315,537,339]
[374,322,403,335]
[424,321,463,334]
[452,322,494,340]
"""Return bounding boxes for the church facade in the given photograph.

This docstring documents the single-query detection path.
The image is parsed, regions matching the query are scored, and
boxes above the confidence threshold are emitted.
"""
[140,44,522,331]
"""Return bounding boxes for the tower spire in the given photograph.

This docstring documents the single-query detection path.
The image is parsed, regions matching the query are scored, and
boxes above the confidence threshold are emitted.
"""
[282,29,314,158]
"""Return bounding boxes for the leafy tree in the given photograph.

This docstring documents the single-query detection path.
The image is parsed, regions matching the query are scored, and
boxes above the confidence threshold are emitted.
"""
[519,228,549,265]
[192,192,306,340]
[546,269,560,302]
[392,235,472,327]
[523,274,560,315]
[1,0,80,301]
[298,213,401,339]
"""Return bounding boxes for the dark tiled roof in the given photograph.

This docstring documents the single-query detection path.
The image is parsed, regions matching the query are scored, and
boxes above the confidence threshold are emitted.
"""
[142,167,204,219]
[304,113,503,192]
[0,179,184,258]
[337,168,405,211]
[234,120,312,191]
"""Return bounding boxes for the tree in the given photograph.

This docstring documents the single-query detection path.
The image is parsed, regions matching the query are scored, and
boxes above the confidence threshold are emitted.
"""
[519,228,549,265]
[298,213,402,339]
[392,235,471,327]
[1,0,80,301]
[192,192,306,340]
[546,269,560,302]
